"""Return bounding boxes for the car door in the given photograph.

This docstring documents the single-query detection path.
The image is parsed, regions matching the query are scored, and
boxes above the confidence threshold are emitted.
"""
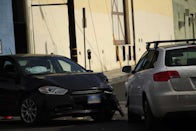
[128,51,148,112]
[130,50,158,113]
[0,58,20,113]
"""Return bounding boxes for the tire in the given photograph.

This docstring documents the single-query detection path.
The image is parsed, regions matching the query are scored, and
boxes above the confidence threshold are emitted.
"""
[128,106,141,123]
[20,97,41,125]
[91,109,115,122]
[143,99,156,130]
[127,96,141,123]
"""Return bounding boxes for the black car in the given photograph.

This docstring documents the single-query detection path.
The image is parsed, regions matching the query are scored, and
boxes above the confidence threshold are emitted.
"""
[0,54,122,124]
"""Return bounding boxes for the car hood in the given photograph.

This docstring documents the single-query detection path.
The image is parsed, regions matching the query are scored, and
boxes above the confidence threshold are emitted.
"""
[32,72,108,91]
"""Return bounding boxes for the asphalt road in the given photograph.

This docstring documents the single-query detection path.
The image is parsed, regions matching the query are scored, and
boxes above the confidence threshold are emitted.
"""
[0,82,195,131]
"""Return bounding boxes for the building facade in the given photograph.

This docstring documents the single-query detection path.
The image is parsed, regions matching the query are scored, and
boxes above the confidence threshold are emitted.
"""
[173,0,196,39]
[1,0,195,72]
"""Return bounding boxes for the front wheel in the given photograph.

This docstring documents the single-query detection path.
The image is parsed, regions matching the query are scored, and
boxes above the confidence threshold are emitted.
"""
[20,97,42,125]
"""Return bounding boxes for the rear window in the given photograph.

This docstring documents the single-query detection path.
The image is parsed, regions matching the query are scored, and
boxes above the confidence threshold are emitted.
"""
[165,47,196,66]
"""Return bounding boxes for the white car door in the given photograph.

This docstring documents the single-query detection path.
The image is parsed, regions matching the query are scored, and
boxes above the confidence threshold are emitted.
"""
[130,50,158,113]
[128,52,148,112]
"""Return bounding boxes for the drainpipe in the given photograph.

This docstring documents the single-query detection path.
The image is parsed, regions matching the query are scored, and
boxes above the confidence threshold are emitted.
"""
[68,0,78,62]
[130,0,136,64]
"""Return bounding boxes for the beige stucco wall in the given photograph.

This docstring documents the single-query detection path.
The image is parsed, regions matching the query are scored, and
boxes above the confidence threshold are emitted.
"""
[25,0,175,72]
[74,0,119,71]
[133,0,175,60]
[25,0,70,56]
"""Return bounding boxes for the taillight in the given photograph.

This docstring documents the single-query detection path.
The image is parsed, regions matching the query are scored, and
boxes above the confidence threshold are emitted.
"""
[153,71,180,81]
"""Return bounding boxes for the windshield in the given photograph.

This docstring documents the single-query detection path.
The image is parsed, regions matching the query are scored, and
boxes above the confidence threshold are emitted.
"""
[15,56,86,75]
[165,47,196,66]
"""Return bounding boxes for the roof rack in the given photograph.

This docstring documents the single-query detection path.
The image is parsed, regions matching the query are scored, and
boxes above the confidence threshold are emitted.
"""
[146,39,196,50]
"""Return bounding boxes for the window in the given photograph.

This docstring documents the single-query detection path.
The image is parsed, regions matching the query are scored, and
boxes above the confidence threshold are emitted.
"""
[165,47,196,66]
[16,57,86,74]
[56,57,86,73]
[134,50,158,72]
[58,59,71,72]
[134,51,148,72]
[19,58,53,74]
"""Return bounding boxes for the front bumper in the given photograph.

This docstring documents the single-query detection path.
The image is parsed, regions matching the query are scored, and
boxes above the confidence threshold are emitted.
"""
[35,90,121,118]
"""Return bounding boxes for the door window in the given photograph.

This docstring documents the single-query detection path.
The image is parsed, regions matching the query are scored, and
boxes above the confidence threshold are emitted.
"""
[134,50,158,72]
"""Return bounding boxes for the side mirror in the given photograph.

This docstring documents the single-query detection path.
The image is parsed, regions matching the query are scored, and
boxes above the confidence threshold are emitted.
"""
[122,66,132,73]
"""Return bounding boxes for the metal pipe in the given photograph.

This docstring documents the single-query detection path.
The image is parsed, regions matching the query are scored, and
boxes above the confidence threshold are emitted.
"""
[130,0,136,64]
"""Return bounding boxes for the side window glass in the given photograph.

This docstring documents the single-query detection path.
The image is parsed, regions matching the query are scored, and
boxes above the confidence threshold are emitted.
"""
[58,59,85,73]
[143,51,158,70]
[25,59,53,74]
[58,60,71,72]
[134,50,158,72]
[151,51,159,67]
[134,51,148,72]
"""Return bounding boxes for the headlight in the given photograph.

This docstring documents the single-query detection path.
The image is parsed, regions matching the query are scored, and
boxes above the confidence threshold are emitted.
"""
[38,86,68,95]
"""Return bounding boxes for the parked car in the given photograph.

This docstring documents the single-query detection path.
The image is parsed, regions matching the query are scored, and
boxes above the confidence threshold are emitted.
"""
[122,39,196,128]
[0,54,122,125]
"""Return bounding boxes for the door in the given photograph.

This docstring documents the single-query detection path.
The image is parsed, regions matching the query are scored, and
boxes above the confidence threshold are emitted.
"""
[130,50,158,113]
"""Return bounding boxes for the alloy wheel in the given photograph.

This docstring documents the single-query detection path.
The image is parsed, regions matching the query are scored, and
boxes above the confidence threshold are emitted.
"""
[20,98,38,124]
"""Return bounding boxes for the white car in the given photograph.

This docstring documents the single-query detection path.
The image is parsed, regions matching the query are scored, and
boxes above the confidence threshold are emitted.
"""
[122,39,196,129]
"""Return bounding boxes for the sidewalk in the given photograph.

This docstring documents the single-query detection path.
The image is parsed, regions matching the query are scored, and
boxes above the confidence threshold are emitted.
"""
[103,68,129,84]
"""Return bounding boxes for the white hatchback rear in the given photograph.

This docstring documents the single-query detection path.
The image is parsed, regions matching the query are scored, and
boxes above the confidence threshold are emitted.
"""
[122,39,196,129]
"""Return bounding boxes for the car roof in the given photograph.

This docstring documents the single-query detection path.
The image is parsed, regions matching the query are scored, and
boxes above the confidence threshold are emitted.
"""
[0,54,63,58]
